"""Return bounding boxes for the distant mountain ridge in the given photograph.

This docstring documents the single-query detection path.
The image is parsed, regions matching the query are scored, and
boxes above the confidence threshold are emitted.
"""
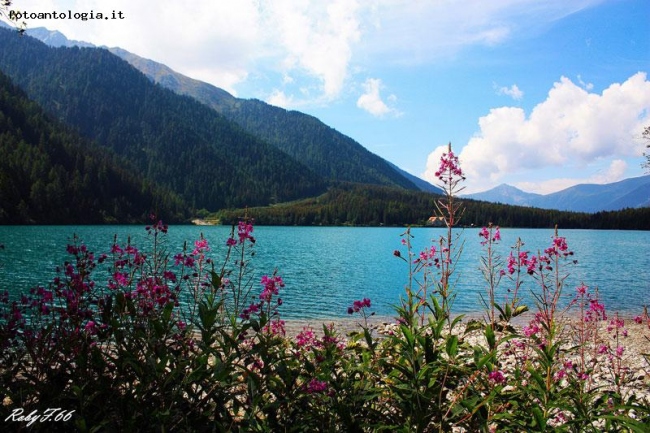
[23,25,428,192]
[464,176,650,212]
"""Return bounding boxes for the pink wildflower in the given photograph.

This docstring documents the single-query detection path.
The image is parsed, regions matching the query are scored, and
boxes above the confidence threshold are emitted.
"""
[237,220,255,244]
[84,321,97,335]
[488,370,506,385]
[192,238,209,255]
[347,298,371,315]
[296,327,316,348]
[306,379,328,394]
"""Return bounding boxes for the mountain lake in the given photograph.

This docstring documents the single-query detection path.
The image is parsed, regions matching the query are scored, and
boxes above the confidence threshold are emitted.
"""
[1,225,648,321]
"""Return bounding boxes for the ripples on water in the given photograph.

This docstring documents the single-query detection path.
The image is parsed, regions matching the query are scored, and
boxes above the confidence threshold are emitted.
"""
[0,225,648,319]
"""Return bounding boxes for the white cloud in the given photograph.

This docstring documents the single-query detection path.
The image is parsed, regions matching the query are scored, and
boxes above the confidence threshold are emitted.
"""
[265,0,361,101]
[14,0,262,94]
[13,0,607,106]
[495,83,524,100]
[577,74,594,91]
[266,89,295,109]
[356,78,400,117]
[360,0,603,64]
[423,73,650,193]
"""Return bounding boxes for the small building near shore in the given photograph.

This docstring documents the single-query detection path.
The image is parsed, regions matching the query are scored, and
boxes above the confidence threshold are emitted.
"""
[426,216,446,227]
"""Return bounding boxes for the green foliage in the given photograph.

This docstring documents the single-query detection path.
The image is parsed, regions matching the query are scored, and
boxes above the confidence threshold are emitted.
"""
[216,182,650,229]
[0,27,327,212]
[0,70,187,224]
[218,99,419,189]
[1,220,648,432]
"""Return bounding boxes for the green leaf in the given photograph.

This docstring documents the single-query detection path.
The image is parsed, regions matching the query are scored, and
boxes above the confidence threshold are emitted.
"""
[531,407,546,430]
[210,270,222,289]
[446,335,458,357]
[485,324,496,349]
[464,319,483,334]
[514,305,529,316]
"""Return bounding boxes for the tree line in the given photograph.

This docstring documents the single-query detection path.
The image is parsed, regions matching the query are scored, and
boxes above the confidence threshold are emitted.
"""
[216,183,650,230]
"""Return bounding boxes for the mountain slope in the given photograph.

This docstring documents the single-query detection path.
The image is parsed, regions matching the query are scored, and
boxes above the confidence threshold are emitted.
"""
[0,27,327,211]
[22,26,419,190]
[464,184,542,206]
[211,99,419,189]
[464,176,650,212]
[386,162,443,194]
[108,47,419,189]
[0,70,186,224]
[536,175,650,212]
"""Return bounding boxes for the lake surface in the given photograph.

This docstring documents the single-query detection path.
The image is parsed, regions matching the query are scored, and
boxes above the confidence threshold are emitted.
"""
[0,225,648,320]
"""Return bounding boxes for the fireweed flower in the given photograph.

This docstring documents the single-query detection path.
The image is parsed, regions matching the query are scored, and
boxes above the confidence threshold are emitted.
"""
[237,220,255,244]
[192,238,209,255]
[488,370,506,385]
[607,317,625,333]
[84,321,97,335]
[240,302,261,320]
[306,378,328,394]
[413,246,438,266]
[263,319,286,336]
[505,256,516,274]
[347,298,371,314]
[259,275,284,303]
[585,299,607,322]
[163,270,177,282]
[523,323,540,338]
[434,149,465,182]
[479,227,490,244]
[295,326,316,349]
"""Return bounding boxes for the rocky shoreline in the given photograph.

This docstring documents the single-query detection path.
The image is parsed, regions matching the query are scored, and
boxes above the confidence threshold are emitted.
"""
[282,313,650,406]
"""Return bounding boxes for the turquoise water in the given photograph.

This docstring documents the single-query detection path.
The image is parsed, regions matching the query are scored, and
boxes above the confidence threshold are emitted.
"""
[0,225,648,319]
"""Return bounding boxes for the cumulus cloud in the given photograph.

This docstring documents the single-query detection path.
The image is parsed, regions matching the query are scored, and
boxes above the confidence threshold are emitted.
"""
[356,78,400,117]
[15,0,262,94]
[495,83,524,100]
[15,0,606,105]
[423,73,650,193]
[266,89,295,109]
[264,0,361,101]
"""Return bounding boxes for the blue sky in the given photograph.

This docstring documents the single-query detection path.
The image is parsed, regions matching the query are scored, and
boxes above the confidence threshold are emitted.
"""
[7,0,650,194]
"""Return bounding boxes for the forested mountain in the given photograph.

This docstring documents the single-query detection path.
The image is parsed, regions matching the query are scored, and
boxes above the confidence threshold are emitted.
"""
[0,70,187,224]
[4,26,647,229]
[0,27,327,212]
[465,176,650,212]
[107,48,418,189]
[216,183,650,230]
[20,26,419,190]
[208,98,419,189]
